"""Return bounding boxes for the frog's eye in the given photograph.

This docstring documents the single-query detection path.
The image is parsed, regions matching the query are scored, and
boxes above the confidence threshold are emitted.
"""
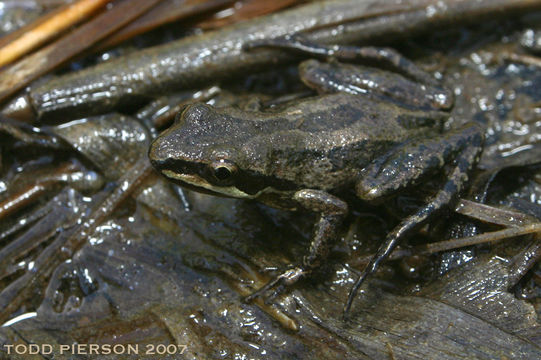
[210,159,237,184]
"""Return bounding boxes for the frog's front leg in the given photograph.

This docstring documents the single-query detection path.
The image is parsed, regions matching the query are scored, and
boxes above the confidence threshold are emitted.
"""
[244,189,348,303]
[344,123,484,316]
[245,34,438,86]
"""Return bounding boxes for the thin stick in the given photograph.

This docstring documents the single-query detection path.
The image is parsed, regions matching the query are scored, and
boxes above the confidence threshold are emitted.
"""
[421,223,541,254]
[354,222,541,266]
[96,0,235,50]
[0,0,163,104]
[198,0,304,30]
[454,199,538,227]
[501,52,541,67]
[0,0,112,68]
[0,182,53,220]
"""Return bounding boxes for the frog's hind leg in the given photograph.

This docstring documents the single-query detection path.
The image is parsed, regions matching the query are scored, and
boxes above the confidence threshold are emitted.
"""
[244,34,438,86]
[357,123,483,201]
[244,34,453,110]
[344,123,483,316]
[245,189,348,303]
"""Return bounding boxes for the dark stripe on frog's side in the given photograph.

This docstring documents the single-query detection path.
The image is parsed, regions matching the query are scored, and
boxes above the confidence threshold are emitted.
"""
[153,157,300,195]
[150,93,444,199]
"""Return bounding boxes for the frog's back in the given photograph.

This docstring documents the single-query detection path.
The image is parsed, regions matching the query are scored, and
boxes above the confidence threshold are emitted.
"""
[258,93,439,191]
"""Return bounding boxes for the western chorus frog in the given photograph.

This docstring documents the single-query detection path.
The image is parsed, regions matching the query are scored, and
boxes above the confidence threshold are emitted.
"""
[148,37,483,316]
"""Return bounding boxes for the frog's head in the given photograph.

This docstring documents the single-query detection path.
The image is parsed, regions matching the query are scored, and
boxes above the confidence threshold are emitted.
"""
[149,103,270,199]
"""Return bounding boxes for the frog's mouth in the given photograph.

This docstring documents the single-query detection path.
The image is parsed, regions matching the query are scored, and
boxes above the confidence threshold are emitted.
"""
[161,170,257,199]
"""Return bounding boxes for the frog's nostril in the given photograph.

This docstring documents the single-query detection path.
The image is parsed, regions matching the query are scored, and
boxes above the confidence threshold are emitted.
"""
[148,138,169,164]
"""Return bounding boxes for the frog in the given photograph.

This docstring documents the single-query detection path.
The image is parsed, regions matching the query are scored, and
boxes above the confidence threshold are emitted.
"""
[148,35,484,317]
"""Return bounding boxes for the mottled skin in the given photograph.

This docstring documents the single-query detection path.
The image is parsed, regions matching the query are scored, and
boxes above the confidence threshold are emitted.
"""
[149,38,484,317]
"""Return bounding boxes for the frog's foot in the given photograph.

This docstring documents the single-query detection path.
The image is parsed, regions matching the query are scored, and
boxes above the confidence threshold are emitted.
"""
[244,34,332,58]
[0,115,67,149]
[298,59,453,111]
[246,189,348,305]
[244,34,439,86]
[344,123,484,317]
[244,267,307,304]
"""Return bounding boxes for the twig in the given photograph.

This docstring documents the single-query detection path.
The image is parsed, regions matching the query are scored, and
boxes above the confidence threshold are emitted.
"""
[198,0,304,30]
[421,222,541,254]
[501,52,541,68]
[354,222,541,266]
[96,0,235,50]
[0,0,163,104]
[454,199,538,227]
[0,0,112,68]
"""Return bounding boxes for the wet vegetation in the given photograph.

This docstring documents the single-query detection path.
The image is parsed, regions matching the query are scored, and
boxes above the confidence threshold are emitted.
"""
[0,0,539,359]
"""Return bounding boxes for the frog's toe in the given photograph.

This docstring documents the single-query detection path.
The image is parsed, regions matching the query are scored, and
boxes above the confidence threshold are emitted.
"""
[243,34,297,51]
[356,180,389,201]
[244,267,306,303]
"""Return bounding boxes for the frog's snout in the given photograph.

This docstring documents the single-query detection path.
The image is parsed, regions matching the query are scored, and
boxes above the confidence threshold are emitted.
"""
[148,137,171,168]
